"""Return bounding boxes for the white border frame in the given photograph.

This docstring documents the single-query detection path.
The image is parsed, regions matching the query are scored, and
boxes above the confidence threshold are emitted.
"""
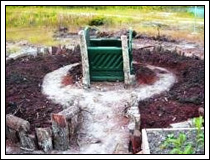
[1,1,209,159]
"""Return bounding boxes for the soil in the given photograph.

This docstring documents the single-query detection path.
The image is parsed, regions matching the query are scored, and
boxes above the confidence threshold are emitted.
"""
[133,48,204,129]
[6,49,81,133]
[147,129,204,154]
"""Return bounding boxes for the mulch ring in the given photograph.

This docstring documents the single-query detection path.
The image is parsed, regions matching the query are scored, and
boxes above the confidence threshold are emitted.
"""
[6,47,204,134]
[6,50,81,134]
[133,48,204,129]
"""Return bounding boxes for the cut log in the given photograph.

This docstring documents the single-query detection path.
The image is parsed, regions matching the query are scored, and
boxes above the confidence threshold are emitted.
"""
[6,114,30,132]
[35,127,53,152]
[130,129,141,154]
[58,105,80,120]
[6,126,19,142]
[57,104,83,145]
[51,114,70,150]
[18,131,36,151]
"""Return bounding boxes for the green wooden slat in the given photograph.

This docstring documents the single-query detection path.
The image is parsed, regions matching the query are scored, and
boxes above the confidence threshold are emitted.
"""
[110,55,122,68]
[85,27,133,81]
[98,54,113,68]
[92,54,101,65]
[104,54,118,69]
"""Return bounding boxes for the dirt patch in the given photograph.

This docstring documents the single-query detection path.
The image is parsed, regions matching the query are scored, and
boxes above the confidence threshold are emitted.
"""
[133,49,204,129]
[134,64,158,85]
[6,51,81,133]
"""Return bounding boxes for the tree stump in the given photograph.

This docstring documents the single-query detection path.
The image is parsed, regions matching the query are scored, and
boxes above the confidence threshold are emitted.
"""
[35,127,53,152]
[51,114,70,150]
[130,129,141,154]
[6,114,30,132]
[6,126,19,142]
[18,131,36,151]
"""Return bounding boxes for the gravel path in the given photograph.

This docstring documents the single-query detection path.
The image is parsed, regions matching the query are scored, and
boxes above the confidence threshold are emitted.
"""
[41,63,176,154]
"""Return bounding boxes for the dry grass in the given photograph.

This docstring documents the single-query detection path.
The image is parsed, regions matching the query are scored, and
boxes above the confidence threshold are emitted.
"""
[6,6,204,45]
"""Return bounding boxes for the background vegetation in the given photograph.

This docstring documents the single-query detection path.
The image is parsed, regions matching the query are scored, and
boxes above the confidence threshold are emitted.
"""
[6,6,204,46]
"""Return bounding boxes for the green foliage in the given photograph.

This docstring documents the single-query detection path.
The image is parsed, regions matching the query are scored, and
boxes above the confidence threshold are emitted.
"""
[193,116,204,146]
[88,16,107,26]
[193,116,204,132]
[161,116,204,154]
[170,144,194,154]
[161,132,195,154]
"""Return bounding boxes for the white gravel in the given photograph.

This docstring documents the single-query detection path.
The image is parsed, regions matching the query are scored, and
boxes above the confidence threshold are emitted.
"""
[41,63,176,154]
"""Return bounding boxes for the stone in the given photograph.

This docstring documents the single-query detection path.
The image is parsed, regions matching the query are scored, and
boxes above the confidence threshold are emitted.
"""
[170,119,193,128]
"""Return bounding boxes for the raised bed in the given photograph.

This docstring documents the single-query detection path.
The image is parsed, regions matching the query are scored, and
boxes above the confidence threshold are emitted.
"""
[141,127,204,154]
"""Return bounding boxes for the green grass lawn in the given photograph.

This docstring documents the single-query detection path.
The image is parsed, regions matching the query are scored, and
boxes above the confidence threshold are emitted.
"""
[6,6,204,46]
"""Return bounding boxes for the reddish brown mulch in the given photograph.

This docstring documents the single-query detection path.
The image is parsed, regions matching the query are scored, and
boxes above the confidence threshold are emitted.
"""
[6,50,81,133]
[133,64,158,85]
[133,49,204,129]
[6,47,204,133]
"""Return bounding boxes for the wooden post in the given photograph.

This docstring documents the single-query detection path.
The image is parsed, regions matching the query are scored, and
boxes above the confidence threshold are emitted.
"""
[121,35,132,85]
[51,114,70,150]
[35,127,53,152]
[78,30,90,88]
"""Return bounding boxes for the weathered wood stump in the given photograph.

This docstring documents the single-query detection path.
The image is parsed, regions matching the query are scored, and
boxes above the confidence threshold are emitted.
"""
[6,114,36,150]
[59,104,82,143]
[51,114,70,150]
[6,126,19,142]
[130,129,141,154]
[35,127,53,152]
[18,131,36,151]
[6,114,30,132]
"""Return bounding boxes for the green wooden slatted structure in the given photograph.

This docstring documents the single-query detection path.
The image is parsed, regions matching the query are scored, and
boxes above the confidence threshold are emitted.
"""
[84,27,133,81]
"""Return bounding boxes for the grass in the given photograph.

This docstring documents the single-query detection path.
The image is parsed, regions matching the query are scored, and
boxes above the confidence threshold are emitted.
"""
[6,6,204,45]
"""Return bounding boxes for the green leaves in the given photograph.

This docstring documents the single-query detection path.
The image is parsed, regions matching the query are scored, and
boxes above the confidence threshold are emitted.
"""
[193,116,204,147]
[193,116,204,132]
[183,144,194,154]
[161,116,204,154]
[162,132,193,154]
